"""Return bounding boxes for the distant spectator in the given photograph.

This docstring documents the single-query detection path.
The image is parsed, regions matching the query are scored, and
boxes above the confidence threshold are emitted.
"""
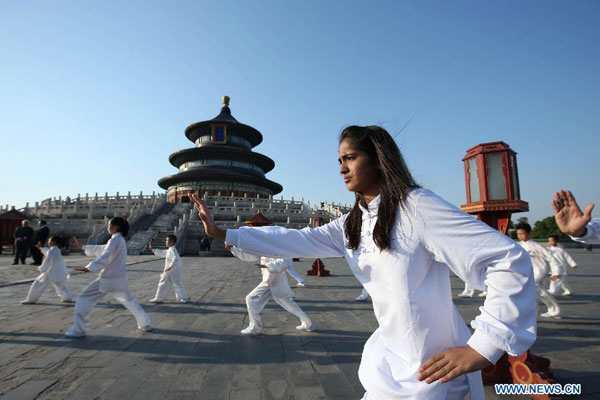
[13,220,34,265]
[31,220,50,265]
[200,234,212,252]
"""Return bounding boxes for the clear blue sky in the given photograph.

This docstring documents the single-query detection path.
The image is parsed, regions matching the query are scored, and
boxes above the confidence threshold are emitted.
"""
[1,1,599,224]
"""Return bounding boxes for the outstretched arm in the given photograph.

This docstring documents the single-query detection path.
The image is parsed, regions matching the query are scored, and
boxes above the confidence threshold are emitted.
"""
[191,194,346,259]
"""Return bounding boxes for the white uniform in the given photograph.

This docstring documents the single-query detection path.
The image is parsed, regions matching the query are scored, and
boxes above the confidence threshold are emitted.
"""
[286,263,306,286]
[23,246,72,303]
[518,240,561,317]
[548,246,576,295]
[226,189,536,400]
[230,247,312,334]
[458,283,487,298]
[67,233,151,335]
[570,218,600,244]
[150,247,189,302]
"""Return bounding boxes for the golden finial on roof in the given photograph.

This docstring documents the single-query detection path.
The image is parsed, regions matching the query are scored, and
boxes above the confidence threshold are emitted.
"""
[222,96,230,107]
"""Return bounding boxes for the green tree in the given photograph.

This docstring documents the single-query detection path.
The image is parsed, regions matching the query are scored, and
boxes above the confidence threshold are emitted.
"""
[531,216,566,239]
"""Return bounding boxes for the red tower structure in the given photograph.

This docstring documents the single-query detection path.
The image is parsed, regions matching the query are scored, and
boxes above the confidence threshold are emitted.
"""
[461,142,558,399]
[460,141,528,233]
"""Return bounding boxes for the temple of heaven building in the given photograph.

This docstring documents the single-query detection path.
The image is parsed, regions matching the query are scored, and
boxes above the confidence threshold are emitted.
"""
[158,97,283,203]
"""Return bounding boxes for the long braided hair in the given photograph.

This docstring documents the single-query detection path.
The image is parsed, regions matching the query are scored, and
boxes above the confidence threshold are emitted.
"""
[341,125,420,251]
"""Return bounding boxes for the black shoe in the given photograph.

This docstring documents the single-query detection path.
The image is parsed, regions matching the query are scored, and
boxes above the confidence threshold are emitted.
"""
[30,262,38,265]
[12,262,18,265]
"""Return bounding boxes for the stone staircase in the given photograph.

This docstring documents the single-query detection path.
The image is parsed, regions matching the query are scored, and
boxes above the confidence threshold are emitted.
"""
[135,203,190,255]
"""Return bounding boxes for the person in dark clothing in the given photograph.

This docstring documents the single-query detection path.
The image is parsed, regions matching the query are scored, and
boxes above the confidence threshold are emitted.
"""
[31,220,50,265]
[13,220,34,265]
[200,234,212,252]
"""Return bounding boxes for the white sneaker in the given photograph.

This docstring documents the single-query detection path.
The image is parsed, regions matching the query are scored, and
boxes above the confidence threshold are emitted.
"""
[20,299,35,304]
[540,311,561,319]
[478,291,487,297]
[139,325,153,332]
[149,298,162,304]
[296,322,314,332]
[240,327,261,335]
[65,328,86,338]
[296,282,306,287]
[562,291,572,296]
[178,299,190,303]
[355,294,370,301]
[458,292,473,298]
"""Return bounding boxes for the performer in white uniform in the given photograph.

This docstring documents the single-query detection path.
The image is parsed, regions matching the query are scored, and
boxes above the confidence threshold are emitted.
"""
[66,218,151,337]
[149,234,190,303]
[191,125,536,400]
[21,236,72,304]
[552,190,599,244]
[515,223,561,319]
[229,246,313,335]
[547,235,576,296]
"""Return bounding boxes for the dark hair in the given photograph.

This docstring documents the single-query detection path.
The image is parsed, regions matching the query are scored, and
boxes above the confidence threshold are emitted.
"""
[109,217,129,236]
[549,235,559,241]
[40,220,47,225]
[515,222,532,233]
[167,234,177,244]
[49,235,68,249]
[340,125,420,251]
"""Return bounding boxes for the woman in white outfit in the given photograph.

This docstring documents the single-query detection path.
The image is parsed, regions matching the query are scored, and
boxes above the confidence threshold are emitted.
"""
[21,236,72,304]
[191,125,536,400]
[229,246,313,335]
[66,218,151,337]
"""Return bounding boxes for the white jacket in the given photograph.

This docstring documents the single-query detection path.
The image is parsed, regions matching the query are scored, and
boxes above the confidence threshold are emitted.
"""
[82,233,129,293]
[230,246,294,299]
[549,246,576,275]
[570,218,600,245]
[518,240,561,281]
[152,247,184,281]
[225,188,537,400]
[37,246,69,283]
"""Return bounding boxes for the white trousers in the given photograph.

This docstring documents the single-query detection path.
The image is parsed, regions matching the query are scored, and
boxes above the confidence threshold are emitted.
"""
[70,278,151,335]
[548,276,572,295]
[536,276,560,314]
[460,283,475,297]
[153,273,188,301]
[25,279,72,302]
[286,264,306,285]
[245,284,311,331]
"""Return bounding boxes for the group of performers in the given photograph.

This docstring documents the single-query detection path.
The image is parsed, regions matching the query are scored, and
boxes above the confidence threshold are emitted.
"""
[457,225,578,320]
[18,124,598,400]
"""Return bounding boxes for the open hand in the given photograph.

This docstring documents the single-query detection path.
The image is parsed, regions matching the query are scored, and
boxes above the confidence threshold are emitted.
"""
[418,346,491,384]
[550,274,560,281]
[190,194,226,241]
[552,190,594,237]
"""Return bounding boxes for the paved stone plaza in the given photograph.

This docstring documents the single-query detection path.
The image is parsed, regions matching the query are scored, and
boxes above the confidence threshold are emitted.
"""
[0,249,598,399]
